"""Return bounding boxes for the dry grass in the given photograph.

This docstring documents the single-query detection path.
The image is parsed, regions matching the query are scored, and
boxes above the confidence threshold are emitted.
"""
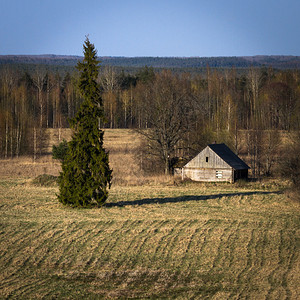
[0,129,146,185]
[0,178,299,299]
[0,156,61,178]
[0,129,299,298]
[0,128,294,184]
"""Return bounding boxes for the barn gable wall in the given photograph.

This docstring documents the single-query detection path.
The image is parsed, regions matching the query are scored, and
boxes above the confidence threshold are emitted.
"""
[175,144,248,183]
[184,147,231,169]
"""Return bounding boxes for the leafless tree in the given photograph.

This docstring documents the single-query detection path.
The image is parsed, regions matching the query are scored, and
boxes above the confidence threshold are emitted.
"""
[138,71,190,175]
[100,66,119,128]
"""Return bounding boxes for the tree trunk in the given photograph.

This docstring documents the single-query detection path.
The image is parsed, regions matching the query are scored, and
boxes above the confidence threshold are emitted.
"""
[33,126,37,162]
[165,158,169,175]
[5,117,8,159]
[110,103,113,128]
[10,125,13,159]
[16,122,21,158]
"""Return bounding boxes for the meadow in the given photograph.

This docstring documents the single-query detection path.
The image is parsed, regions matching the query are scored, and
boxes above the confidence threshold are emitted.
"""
[0,129,299,299]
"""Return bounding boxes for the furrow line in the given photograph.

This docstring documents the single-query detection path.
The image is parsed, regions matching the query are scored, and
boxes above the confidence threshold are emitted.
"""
[15,227,67,273]
[123,220,167,268]
[39,224,98,270]
[26,223,74,265]
[78,220,115,262]
[280,229,298,300]
[235,227,257,298]
[180,221,206,272]
[83,223,129,269]
[150,220,175,261]
[123,219,170,268]
[70,222,108,271]
[158,220,187,260]
[1,222,46,252]
[240,222,271,298]
[210,221,236,271]
[33,223,77,269]
[163,220,196,264]
[0,273,25,293]
[1,223,51,273]
[265,228,284,300]
[228,222,244,268]
[226,222,252,299]
[183,226,200,255]
[40,222,97,270]
[80,220,119,268]
[8,278,49,299]
[196,220,224,271]
[96,221,130,259]
[117,221,152,262]
[129,220,158,255]
[88,220,136,269]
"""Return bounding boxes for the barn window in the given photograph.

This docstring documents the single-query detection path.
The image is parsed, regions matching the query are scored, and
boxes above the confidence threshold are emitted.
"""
[216,171,223,178]
[206,157,209,163]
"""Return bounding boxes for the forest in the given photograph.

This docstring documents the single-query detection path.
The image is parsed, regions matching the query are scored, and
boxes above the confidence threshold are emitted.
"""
[0,63,300,177]
[1,54,300,69]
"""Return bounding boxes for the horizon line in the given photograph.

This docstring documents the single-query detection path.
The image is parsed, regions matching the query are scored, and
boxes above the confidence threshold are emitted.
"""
[1,54,299,59]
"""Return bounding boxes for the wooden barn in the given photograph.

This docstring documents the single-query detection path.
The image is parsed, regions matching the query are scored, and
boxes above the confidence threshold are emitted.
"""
[175,143,250,183]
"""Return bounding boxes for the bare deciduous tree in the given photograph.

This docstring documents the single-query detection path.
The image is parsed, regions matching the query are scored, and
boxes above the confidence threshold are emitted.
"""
[139,71,190,175]
[100,66,119,128]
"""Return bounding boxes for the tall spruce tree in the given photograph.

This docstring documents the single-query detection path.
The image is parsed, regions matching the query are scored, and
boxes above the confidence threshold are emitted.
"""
[58,38,112,207]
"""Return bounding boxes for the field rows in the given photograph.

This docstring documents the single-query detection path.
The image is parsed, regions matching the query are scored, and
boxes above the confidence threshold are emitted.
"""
[0,180,299,298]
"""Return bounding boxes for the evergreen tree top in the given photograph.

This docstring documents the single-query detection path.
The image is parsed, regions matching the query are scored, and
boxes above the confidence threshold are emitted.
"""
[76,37,101,102]
[70,37,103,131]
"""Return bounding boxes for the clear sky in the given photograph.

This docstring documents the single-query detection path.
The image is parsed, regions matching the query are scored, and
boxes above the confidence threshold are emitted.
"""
[1,0,299,57]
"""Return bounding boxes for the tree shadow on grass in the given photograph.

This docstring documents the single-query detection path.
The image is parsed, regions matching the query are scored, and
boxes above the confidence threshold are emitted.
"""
[105,191,281,208]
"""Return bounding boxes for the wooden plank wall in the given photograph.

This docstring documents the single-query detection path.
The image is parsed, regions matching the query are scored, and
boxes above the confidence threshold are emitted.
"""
[182,167,233,183]
[185,147,230,169]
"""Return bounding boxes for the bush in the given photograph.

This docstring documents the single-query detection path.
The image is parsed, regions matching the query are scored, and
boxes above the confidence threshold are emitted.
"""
[52,139,69,162]
[32,174,58,187]
[280,131,300,198]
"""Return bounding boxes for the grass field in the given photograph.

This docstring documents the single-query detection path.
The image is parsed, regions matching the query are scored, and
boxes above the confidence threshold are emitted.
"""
[0,178,299,299]
[0,129,299,299]
[0,129,146,185]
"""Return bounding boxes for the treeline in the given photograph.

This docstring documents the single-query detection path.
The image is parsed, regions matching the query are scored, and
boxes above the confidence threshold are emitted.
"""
[1,64,300,176]
[99,55,300,69]
[1,55,300,69]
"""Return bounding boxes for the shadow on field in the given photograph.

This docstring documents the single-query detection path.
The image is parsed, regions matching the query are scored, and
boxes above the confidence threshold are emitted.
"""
[105,191,280,207]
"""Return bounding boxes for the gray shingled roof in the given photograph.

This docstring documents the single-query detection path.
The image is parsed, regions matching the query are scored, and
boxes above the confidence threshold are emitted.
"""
[208,143,250,170]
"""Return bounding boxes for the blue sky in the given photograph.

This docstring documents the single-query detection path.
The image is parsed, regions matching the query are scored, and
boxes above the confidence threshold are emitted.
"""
[0,0,299,57]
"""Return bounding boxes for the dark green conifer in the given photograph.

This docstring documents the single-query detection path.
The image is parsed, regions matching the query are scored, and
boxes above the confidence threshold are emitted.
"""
[58,37,112,207]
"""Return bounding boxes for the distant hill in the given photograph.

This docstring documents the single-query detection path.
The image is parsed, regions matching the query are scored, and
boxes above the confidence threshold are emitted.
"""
[0,54,300,69]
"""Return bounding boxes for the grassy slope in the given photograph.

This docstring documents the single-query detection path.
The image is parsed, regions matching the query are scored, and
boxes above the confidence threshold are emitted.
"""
[0,179,299,299]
